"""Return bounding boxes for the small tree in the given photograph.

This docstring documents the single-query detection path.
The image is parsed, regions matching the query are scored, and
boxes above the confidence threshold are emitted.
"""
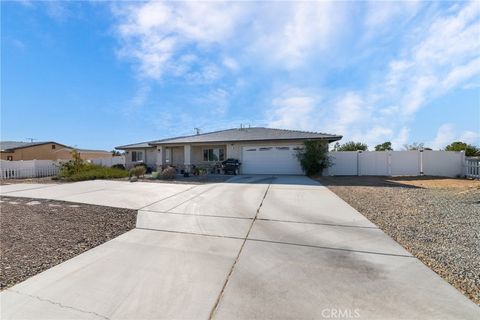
[403,142,425,150]
[332,142,341,151]
[445,141,479,157]
[296,141,331,176]
[374,141,393,151]
[336,141,368,151]
[59,149,86,177]
[111,150,121,156]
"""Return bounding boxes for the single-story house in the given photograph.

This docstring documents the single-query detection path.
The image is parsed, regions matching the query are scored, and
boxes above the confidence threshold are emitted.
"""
[0,141,112,161]
[116,127,341,175]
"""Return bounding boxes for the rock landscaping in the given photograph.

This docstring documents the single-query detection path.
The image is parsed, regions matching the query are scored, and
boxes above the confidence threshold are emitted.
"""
[0,197,136,290]
[317,176,480,305]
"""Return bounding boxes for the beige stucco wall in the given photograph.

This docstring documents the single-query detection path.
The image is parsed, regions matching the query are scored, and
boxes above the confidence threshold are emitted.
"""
[0,143,112,161]
[124,148,157,169]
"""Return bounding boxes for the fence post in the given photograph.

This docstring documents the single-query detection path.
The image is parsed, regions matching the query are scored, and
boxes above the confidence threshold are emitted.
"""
[419,149,424,176]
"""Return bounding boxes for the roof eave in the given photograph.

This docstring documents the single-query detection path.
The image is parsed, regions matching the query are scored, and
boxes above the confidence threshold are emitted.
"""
[149,136,343,146]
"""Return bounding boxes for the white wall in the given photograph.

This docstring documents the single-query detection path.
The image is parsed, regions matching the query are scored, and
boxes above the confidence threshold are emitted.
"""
[90,156,125,167]
[328,151,465,177]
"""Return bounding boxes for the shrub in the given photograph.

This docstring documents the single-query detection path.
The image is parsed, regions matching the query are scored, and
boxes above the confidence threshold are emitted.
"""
[66,167,129,182]
[58,149,88,178]
[151,171,160,179]
[111,164,126,170]
[335,141,368,151]
[130,165,146,178]
[296,141,331,176]
[161,166,176,180]
[133,162,151,173]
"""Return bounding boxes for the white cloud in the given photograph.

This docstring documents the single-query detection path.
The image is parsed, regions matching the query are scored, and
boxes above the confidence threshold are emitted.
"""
[430,123,480,149]
[114,1,247,80]
[267,88,319,131]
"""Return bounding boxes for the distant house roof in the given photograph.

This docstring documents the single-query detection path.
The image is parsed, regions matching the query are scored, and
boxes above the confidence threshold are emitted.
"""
[0,141,69,152]
[125,127,339,147]
[0,141,109,153]
[115,141,157,150]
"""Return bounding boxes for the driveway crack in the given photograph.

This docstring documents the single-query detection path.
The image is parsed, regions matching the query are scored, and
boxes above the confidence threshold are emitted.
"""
[208,177,274,320]
[9,289,111,320]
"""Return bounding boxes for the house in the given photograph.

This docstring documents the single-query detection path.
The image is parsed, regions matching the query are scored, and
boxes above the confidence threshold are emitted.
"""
[0,141,112,161]
[116,127,341,175]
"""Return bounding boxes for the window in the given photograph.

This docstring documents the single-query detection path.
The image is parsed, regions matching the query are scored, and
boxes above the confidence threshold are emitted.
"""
[276,147,290,150]
[51,144,56,149]
[6,156,13,161]
[203,148,225,161]
[259,147,272,151]
[245,148,256,151]
[132,151,143,162]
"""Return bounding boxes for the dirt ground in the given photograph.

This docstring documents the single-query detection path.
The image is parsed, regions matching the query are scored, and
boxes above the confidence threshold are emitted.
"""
[317,175,480,305]
[0,197,137,290]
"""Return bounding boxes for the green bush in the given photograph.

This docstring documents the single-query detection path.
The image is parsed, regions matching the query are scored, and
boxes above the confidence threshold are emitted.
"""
[111,164,126,170]
[130,165,147,178]
[58,151,129,181]
[296,141,331,176]
[151,171,160,179]
[66,167,129,182]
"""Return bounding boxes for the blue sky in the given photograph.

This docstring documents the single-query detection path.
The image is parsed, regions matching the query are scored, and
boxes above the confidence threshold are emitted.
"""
[2,1,479,151]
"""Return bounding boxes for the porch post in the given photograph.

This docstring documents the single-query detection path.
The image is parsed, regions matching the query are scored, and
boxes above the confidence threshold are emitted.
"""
[184,144,192,173]
[156,146,164,171]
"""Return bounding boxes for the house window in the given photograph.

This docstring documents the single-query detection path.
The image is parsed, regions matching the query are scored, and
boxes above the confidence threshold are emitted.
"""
[259,147,272,151]
[203,148,225,162]
[132,151,143,162]
[52,145,56,149]
[276,147,290,150]
[6,156,13,161]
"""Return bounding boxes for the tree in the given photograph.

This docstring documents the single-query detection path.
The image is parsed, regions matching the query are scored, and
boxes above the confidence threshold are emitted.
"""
[111,150,121,156]
[336,141,368,151]
[374,141,393,151]
[403,142,424,150]
[296,141,331,176]
[332,142,341,151]
[445,141,479,157]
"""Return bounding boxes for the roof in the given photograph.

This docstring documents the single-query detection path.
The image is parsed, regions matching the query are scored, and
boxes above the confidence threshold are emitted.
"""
[0,141,109,153]
[0,141,68,152]
[149,127,342,145]
[76,149,112,153]
[115,141,157,150]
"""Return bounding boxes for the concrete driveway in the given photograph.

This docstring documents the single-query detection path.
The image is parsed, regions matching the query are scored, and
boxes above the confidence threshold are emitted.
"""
[1,177,479,319]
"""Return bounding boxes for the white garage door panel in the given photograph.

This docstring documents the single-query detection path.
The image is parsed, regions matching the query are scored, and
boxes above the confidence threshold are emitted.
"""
[242,146,304,175]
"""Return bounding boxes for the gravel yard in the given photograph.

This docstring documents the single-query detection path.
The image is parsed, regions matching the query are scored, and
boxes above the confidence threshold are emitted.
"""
[0,197,137,290]
[317,176,480,305]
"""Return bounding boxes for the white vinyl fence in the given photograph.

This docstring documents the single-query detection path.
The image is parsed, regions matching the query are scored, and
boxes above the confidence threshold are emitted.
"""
[0,160,60,179]
[465,158,480,179]
[1,156,126,180]
[89,156,125,167]
[327,150,466,178]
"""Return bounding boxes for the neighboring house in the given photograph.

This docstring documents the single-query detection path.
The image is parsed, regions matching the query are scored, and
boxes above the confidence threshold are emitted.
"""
[0,141,112,161]
[116,127,341,175]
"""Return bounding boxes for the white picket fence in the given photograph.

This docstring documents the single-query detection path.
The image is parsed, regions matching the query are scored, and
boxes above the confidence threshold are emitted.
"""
[327,150,466,178]
[1,156,126,180]
[465,158,480,179]
[89,156,125,167]
[0,160,61,179]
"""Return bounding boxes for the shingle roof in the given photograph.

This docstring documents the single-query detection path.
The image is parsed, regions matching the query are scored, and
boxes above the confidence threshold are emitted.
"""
[0,141,68,152]
[0,141,109,153]
[115,141,157,150]
[149,127,342,145]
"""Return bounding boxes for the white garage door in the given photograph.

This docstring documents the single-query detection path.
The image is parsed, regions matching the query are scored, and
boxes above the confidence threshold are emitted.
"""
[241,146,304,175]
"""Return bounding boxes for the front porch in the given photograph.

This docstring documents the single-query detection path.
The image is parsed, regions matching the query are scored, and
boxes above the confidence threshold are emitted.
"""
[156,144,232,174]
